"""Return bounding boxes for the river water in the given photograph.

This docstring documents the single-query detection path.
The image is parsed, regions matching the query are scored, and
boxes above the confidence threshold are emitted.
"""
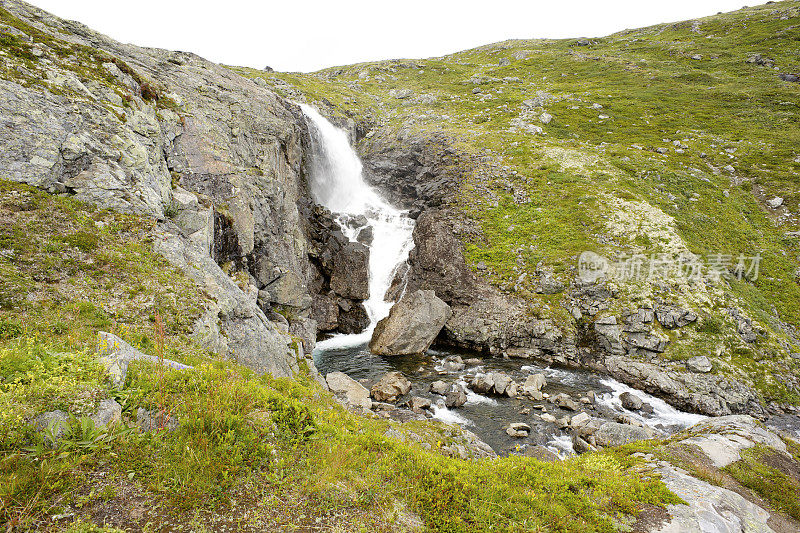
[301,104,710,456]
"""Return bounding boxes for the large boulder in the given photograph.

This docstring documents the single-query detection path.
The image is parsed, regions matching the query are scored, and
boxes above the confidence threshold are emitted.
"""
[326,372,372,410]
[593,422,654,447]
[370,372,412,402]
[369,290,452,356]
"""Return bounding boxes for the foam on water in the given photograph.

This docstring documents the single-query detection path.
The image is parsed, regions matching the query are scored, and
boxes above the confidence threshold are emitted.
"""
[597,377,707,430]
[431,403,474,426]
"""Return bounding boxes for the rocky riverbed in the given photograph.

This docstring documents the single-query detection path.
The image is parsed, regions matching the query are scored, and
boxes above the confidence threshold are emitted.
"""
[316,342,718,457]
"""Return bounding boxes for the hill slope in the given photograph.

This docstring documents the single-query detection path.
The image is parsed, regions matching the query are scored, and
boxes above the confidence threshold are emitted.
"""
[234,0,800,409]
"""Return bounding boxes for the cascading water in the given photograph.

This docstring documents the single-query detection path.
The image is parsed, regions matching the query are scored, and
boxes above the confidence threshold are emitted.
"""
[300,104,415,351]
[300,103,710,457]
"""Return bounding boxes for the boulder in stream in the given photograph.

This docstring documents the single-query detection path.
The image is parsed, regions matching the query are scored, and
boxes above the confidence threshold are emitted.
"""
[370,371,412,402]
[369,290,452,356]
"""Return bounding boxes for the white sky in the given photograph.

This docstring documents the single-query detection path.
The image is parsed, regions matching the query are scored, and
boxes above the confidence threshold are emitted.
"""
[30,1,757,72]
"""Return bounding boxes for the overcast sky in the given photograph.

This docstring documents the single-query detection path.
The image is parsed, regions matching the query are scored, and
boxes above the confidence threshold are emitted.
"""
[31,1,756,72]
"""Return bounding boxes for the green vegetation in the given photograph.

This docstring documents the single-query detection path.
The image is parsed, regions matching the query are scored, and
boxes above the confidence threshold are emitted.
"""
[0,181,681,531]
[233,0,800,402]
[723,445,800,520]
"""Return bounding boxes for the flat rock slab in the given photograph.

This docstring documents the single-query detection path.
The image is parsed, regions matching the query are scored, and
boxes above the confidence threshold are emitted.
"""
[326,371,372,410]
[653,461,774,533]
[678,414,788,468]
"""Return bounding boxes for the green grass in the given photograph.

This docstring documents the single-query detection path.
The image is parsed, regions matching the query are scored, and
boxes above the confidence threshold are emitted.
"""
[723,445,800,520]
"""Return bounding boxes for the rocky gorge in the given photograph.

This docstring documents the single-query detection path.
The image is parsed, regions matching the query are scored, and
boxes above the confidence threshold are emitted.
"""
[2,0,800,531]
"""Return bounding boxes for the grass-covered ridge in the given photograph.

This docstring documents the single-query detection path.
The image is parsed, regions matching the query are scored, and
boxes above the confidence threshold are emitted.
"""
[232,1,800,403]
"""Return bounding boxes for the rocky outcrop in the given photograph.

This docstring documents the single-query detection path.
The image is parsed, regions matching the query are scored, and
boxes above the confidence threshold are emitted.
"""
[302,203,371,335]
[0,0,329,375]
[326,372,372,410]
[97,331,192,387]
[369,290,452,356]
[604,355,765,417]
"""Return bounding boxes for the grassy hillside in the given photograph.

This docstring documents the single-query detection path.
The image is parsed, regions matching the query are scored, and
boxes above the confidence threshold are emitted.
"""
[0,180,684,531]
[234,1,800,402]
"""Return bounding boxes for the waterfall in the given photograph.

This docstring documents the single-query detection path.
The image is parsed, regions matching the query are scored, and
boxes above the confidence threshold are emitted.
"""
[300,104,415,352]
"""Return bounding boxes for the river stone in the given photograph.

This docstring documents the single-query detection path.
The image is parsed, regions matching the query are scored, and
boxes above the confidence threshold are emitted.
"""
[552,393,580,411]
[469,373,495,394]
[570,412,591,428]
[594,422,654,447]
[445,384,467,408]
[326,371,372,410]
[407,396,432,413]
[370,371,412,402]
[686,355,713,373]
[430,380,450,396]
[620,391,644,411]
[506,422,531,438]
[369,290,452,356]
[522,373,547,396]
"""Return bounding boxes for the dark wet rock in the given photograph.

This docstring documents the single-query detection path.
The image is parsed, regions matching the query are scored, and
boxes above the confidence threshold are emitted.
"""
[337,301,369,334]
[330,241,370,300]
[445,383,467,408]
[370,371,412,403]
[620,392,644,411]
[369,290,452,356]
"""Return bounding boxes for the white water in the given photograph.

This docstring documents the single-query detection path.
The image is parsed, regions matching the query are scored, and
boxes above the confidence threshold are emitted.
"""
[301,104,415,352]
[596,377,707,430]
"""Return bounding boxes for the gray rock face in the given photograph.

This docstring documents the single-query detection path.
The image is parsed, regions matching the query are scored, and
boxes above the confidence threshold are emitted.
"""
[594,316,625,354]
[593,422,654,447]
[686,355,713,373]
[655,304,697,329]
[677,415,788,468]
[370,372,412,403]
[326,372,372,410]
[369,290,452,356]
[0,0,318,376]
[653,461,774,533]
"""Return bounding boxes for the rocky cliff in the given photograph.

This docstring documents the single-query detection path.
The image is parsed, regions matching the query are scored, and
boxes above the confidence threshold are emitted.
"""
[0,0,332,376]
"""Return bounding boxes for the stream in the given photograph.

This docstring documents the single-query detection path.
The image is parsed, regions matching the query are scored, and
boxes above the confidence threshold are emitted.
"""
[301,103,709,457]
